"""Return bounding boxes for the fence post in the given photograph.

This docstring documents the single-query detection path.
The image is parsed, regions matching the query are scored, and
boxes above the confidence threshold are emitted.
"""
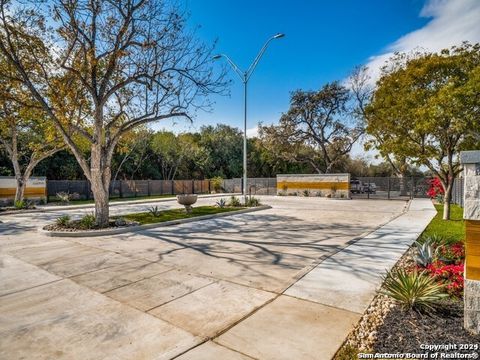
[387,177,391,200]
[147,180,151,197]
[411,176,415,199]
[192,180,195,194]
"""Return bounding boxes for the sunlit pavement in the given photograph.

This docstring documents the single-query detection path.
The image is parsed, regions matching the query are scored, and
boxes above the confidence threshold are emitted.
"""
[0,196,433,360]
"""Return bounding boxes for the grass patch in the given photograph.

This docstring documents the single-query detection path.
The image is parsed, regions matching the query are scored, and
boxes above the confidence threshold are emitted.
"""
[119,205,245,225]
[421,204,465,242]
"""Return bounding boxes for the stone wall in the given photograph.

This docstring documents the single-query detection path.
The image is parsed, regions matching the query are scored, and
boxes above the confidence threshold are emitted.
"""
[460,150,480,334]
[276,174,350,198]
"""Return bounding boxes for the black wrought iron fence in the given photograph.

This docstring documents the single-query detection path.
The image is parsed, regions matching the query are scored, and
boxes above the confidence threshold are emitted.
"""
[47,179,211,201]
[46,176,463,204]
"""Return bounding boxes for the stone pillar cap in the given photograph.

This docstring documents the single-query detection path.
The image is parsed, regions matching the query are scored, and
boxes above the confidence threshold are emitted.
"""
[460,150,480,164]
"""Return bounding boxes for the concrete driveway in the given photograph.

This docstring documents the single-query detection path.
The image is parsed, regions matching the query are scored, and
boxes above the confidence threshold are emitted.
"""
[0,196,407,359]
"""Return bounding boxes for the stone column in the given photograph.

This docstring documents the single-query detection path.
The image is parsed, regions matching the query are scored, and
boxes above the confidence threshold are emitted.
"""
[461,150,480,334]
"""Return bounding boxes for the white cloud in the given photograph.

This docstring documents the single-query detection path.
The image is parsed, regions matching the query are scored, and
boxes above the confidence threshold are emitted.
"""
[366,0,480,82]
[246,126,259,138]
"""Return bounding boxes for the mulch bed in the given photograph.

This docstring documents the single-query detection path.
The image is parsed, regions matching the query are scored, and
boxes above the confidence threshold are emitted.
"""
[374,299,480,355]
[43,220,139,232]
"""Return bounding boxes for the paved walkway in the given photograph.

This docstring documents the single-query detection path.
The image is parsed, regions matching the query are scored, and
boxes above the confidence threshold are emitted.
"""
[0,197,435,359]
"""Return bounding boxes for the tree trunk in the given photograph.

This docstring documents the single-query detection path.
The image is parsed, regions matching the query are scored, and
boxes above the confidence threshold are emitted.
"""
[442,182,453,220]
[14,176,26,204]
[90,171,110,227]
[90,141,112,227]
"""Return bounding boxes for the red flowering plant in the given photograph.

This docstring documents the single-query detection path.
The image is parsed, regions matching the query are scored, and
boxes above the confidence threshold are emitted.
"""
[426,177,445,202]
[437,242,465,265]
[425,261,464,297]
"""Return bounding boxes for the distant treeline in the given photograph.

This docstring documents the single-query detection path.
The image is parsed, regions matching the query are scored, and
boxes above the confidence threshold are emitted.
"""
[0,124,424,181]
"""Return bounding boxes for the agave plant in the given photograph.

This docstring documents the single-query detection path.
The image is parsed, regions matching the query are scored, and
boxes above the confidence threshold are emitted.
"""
[216,198,227,208]
[148,206,161,217]
[380,268,447,312]
[414,240,436,267]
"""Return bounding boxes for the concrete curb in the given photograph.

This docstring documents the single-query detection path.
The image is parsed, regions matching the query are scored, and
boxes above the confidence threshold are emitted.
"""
[40,205,271,238]
[1,193,241,215]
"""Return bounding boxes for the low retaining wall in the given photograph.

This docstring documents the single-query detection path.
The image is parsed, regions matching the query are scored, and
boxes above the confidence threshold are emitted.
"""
[0,176,46,201]
[276,174,350,198]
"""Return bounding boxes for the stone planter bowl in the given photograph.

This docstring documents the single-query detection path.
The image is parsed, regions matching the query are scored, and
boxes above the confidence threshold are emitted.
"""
[177,194,198,213]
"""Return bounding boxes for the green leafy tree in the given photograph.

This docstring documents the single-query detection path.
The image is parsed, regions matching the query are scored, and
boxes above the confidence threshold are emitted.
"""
[260,83,363,173]
[199,125,243,178]
[365,43,480,219]
[0,55,63,202]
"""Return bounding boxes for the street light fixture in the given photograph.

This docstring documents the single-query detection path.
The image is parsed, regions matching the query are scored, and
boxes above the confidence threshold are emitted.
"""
[213,33,285,203]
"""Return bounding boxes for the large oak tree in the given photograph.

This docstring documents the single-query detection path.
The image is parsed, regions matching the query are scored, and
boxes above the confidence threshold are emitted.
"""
[260,82,363,173]
[0,0,225,226]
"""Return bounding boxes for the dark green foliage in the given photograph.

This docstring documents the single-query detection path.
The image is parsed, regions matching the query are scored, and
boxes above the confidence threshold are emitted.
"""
[79,213,96,229]
[228,196,242,207]
[56,214,71,226]
[381,268,448,312]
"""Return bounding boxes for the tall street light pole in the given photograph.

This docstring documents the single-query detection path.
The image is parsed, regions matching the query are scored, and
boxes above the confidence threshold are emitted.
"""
[214,33,285,204]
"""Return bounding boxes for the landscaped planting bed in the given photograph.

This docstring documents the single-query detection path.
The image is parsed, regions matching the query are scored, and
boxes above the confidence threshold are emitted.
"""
[335,204,480,360]
[43,206,245,232]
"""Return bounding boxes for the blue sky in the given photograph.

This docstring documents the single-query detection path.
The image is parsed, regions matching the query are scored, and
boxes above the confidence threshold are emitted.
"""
[159,0,480,147]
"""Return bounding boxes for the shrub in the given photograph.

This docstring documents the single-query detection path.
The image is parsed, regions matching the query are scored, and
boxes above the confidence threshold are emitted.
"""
[437,242,465,265]
[14,200,25,209]
[79,213,96,229]
[245,196,261,207]
[216,198,227,208]
[211,176,223,193]
[425,261,464,297]
[426,177,444,202]
[115,217,127,227]
[228,196,241,207]
[303,189,310,197]
[381,268,447,312]
[414,240,436,267]
[148,206,161,217]
[56,214,71,227]
[56,192,71,204]
[14,199,34,209]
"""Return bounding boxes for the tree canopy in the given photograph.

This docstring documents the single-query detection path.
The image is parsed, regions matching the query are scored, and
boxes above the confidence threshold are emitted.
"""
[365,43,480,219]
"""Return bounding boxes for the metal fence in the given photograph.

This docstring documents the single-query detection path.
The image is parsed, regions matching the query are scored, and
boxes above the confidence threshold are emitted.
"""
[451,178,464,207]
[47,176,464,205]
[47,179,211,201]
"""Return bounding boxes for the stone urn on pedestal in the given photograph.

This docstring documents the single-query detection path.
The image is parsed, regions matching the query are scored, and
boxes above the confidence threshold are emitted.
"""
[176,194,198,214]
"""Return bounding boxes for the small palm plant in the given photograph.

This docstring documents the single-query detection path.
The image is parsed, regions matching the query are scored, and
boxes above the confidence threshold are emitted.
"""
[148,206,161,217]
[380,268,447,312]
